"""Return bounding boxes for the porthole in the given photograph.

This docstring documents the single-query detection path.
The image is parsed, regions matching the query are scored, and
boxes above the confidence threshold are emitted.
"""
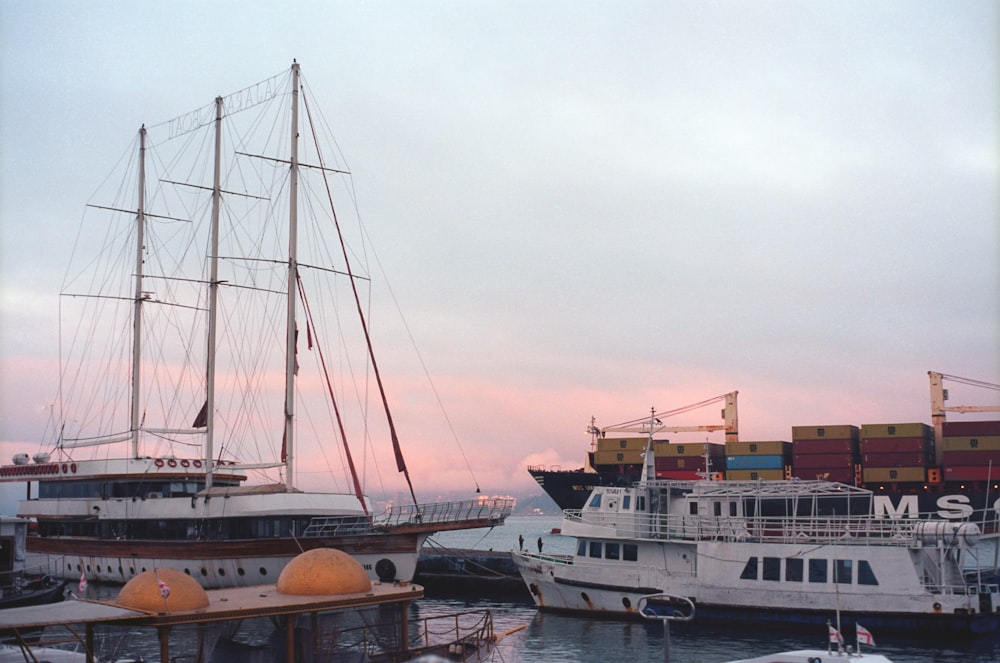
[201,568,208,577]
[184,569,191,575]
[218,569,226,577]
[237,568,246,576]
[581,592,590,602]
[259,567,268,576]
[622,597,632,609]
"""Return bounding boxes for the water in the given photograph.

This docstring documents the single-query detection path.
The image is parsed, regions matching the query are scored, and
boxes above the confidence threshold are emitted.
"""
[422,515,1000,662]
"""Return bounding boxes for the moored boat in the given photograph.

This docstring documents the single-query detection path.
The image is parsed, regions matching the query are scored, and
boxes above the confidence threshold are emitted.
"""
[514,411,1000,634]
[4,62,512,590]
[0,517,65,610]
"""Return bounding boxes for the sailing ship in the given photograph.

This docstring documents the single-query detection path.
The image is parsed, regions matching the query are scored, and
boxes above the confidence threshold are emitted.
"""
[528,373,1000,525]
[1,62,511,589]
[513,412,1000,634]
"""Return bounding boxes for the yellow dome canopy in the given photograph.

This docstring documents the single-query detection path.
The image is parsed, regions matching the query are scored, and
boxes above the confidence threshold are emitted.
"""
[277,548,372,596]
[116,567,209,612]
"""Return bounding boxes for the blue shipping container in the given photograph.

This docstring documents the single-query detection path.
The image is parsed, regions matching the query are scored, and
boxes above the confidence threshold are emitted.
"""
[725,454,786,470]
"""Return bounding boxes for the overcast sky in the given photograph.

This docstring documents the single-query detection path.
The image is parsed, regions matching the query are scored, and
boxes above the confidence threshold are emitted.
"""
[1,1,997,502]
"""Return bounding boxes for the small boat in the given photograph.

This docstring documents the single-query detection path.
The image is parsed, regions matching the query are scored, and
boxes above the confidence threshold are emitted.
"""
[514,409,1000,634]
[2,62,512,590]
[726,650,893,663]
[0,517,65,610]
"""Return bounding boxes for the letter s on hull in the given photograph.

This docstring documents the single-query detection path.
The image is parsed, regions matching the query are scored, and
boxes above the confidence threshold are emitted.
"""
[936,494,974,520]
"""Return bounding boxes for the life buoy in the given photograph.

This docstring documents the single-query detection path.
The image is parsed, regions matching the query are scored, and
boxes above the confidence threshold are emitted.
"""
[193,460,202,468]
[61,463,68,474]
[167,459,177,468]
[180,459,190,468]
[70,463,77,473]
[155,459,165,468]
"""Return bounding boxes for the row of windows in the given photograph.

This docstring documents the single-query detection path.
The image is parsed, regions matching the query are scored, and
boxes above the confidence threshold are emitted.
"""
[36,515,370,541]
[588,493,647,511]
[740,556,878,586]
[37,478,241,500]
[576,539,639,562]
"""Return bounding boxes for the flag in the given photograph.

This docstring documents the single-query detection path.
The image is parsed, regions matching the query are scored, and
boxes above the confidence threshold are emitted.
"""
[158,579,171,599]
[856,624,875,646]
[78,570,87,595]
[828,625,844,645]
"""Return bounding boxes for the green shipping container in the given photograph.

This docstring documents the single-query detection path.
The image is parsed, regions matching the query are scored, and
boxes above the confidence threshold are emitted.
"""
[939,436,1000,452]
[658,442,726,458]
[725,441,792,456]
[862,467,926,483]
[791,425,860,441]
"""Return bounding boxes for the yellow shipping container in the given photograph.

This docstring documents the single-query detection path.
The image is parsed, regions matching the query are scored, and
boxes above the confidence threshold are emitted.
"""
[862,467,926,483]
[658,442,726,457]
[726,469,785,481]
[725,441,792,456]
[939,436,1000,451]
[596,437,662,452]
[791,425,860,441]
[593,449,645,466]
[860,423,933,439]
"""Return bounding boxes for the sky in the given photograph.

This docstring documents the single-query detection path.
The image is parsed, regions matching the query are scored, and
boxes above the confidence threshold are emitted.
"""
[1,1,998,505]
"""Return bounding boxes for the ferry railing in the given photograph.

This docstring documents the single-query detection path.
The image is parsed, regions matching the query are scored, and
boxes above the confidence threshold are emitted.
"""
[330,608,496,660]
[373,498,515,528]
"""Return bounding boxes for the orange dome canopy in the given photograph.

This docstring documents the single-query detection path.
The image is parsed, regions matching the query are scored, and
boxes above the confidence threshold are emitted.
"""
[116,567,209,612]
[277,548,372,596]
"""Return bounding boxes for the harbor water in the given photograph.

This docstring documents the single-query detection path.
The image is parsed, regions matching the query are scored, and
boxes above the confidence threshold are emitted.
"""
[421,515,1000,663]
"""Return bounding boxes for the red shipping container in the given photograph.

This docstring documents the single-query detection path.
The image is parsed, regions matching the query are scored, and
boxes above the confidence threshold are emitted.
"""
[793,453,856,469]
[792,467,855,483]
[655,457,711,472]
[862,451,927,468]
[792,439,858,455]
[943,466,1000,482]
[861,437,929,454]
[942,420,1000,437]
[941,450,1000,466]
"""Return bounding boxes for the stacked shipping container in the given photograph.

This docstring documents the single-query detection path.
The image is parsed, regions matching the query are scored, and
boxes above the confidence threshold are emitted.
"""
[724,440,791,481]
[790,425,859,483]
[654,442,725,480]
[940,421,1000,482]
[859,423,933,484]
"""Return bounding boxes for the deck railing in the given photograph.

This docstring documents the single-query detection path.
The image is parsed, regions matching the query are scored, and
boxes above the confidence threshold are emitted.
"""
[302,498,514,537]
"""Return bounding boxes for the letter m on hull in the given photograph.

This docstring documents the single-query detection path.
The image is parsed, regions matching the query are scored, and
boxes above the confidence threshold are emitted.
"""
[874,495,919,519]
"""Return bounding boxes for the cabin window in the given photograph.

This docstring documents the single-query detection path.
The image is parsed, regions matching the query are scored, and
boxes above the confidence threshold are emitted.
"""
[605,543,621,560]
[740,557,758,580]
[808,559,827,583]
[577,540,587,557]
[762,557,780,581]
[637,496,646,512]
[622,495,631,510]
[589,541,602,558]
[834,559,852,584]
[785,557,803,582]
[689,502,698,516]
[858,560,878,586]
[623,544,638,561]
[729,502,737,517]
[589,494,602,508]
[713,501,722,517]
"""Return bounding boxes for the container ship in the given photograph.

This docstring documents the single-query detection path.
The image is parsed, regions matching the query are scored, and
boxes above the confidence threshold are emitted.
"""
[528,372,1000,522]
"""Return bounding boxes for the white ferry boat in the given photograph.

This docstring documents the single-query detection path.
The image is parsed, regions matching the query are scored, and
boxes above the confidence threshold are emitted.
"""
[513,414,1000,634]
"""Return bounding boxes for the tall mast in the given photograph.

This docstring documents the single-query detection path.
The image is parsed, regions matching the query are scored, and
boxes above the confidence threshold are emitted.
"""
[130,125,147,458]
[283,62,301,490]
[205,97,223,489]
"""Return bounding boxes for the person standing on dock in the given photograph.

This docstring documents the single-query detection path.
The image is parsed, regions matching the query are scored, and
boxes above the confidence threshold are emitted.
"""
[537,537,543,553]
[518,534,524,550]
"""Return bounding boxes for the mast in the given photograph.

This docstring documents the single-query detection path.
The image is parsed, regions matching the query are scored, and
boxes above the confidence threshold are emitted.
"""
[283,62,301,491]
[205,97,223,489]
[130,125,147,458]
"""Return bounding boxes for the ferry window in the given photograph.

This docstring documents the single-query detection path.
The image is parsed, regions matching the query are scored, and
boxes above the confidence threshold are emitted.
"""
[785,557,803,582]
[689,502,698,515]
[589,494,602,508]
[763,557,780,581]
[713,502,722,516]
[637,496,646,512]
[577,540,587,557]
[623,544,638,561]
[858,560,878,586]
[834,559,852,584]
[623,495,631,510]
[808,559,827,583]
[589,541,602,558]
[730,502,737,517]
[740,557,758,580]
[605,543,621,560]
